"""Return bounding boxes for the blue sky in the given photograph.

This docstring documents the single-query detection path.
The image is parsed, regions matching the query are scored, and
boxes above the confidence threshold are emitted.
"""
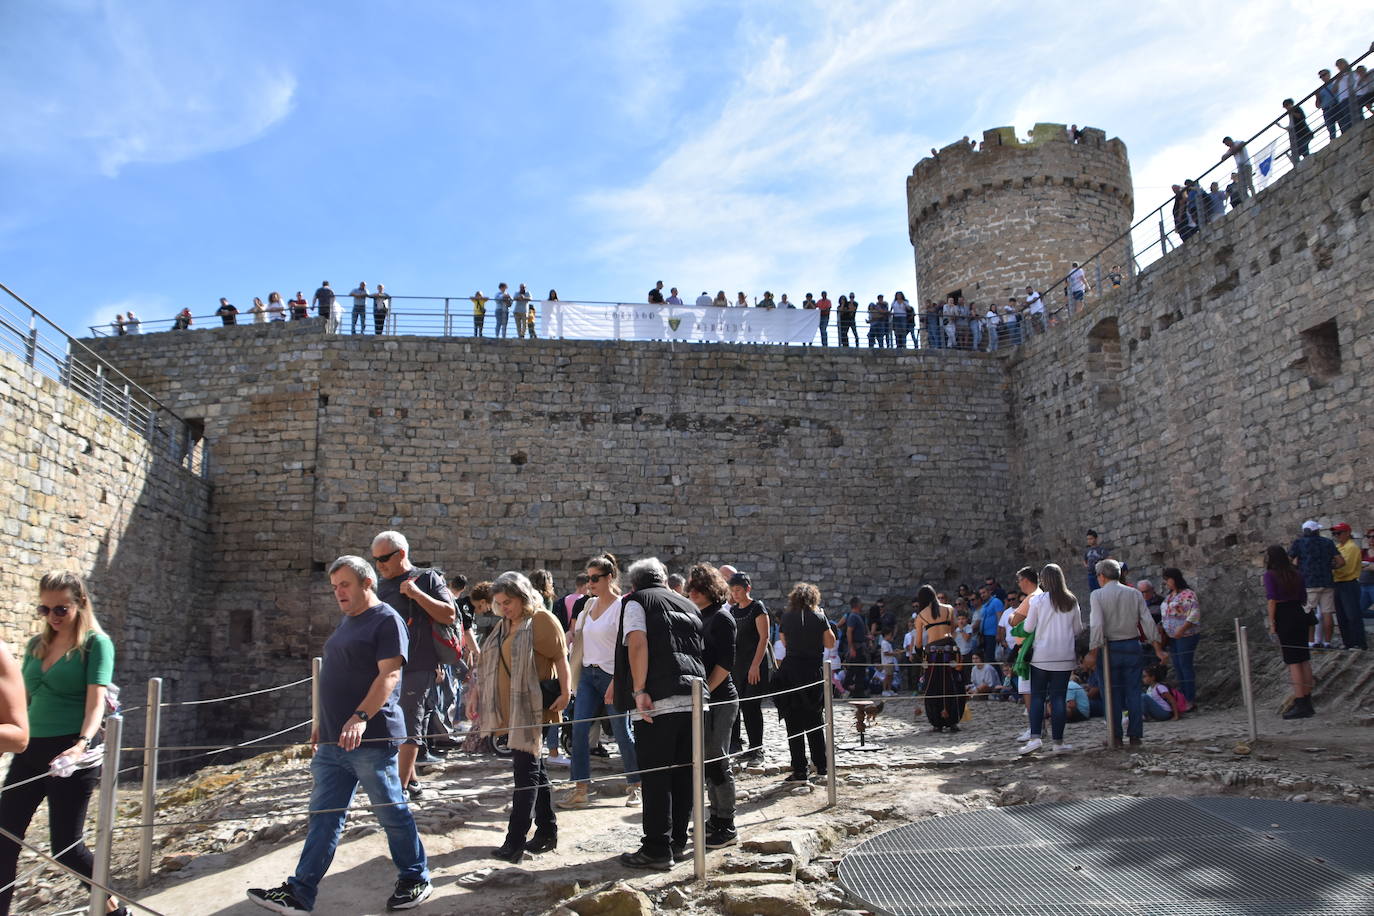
[0,0,1363,335]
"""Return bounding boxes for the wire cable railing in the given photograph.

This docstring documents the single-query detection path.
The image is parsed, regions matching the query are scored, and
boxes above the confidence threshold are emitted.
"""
[0,282,208,477]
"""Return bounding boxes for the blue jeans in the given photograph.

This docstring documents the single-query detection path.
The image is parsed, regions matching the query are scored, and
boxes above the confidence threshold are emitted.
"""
[1168,633,1201,704]
[1104,639,1144,740]
[1334,580,1367,648]
[289,743,427,910]
[1028,666,1071,741]
[350,304,366,334]
[495,306,510,337]
[570,666,639,784]
[1362,583,1374,619]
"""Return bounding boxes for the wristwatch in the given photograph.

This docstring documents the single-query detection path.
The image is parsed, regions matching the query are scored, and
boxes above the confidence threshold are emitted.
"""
[353,709,370,722]
[632,689,648,699]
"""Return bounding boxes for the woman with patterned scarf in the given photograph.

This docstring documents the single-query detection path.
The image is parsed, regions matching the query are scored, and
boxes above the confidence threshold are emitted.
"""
[469,571,570,864]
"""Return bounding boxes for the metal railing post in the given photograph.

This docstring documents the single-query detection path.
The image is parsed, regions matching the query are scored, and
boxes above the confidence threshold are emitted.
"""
[1101,643,1117,746]
[1236,620,1258,743]
[90,713,122,916]
[443,298,451,336]
[823,661,837,807]
[120,384,131,427]
[312,656,323,740]
[25,313,37,366]
[138,678,162,887]
[690,678,706,882]
[93,364,105,411]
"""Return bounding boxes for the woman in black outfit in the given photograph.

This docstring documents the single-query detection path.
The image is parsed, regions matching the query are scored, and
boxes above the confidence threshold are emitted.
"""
[727,573,770,764]
[777,583,835,782]
[685,564,739,847]
[913,584,965,732]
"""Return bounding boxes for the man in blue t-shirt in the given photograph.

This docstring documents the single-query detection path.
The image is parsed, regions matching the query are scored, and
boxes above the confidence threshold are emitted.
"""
[979,586,1004,663]
[842,598,870,697]
[1289,520,1345,648]
[248,556,431,915]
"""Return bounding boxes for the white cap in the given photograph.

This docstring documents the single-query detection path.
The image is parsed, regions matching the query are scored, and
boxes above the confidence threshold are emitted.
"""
[1301,520,1321,532]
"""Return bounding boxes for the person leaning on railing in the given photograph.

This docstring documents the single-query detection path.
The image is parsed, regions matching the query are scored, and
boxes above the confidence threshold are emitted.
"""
[0,572,125,916]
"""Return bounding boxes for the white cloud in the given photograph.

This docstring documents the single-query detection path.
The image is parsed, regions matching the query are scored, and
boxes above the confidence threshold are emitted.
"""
[0,1,296,177]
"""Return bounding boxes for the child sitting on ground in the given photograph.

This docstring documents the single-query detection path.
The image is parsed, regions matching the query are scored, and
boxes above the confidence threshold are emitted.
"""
[1142,664,1180,721]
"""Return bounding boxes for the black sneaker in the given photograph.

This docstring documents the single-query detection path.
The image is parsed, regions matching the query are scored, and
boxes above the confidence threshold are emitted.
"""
[704,827,738,849]
[589,744,611,758]
[671,839,689,859]
[406,780,424,800]
[620,848,674,871]
[386,879,433,911]
[247,884,309,914]
[782,772,809,783]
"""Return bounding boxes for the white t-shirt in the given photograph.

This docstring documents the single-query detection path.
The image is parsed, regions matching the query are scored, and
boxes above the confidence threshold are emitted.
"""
[695,294,712,307]
[968,664,1000,690]
[1026,292,1045,314]
[880,638,895,665]
[1068,268,1087,293]
[902,630,918,655]
[998,607,1019,648]
[577,596,623,671]
[621,599,697,719]
[1022,592,1084,672]
[772,638,786,662]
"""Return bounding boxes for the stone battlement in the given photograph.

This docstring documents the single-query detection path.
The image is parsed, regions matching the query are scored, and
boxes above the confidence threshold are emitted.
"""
[906,123,1134,304]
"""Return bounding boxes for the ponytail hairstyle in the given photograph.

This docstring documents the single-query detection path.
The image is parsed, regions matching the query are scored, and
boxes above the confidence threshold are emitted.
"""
[1039,563,1077,614]
[586,553,621,594]
[35,571,106,659]
[914,584,939,616]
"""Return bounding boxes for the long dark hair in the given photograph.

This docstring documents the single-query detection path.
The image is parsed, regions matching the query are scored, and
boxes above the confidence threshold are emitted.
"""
[1039,563,1077,614]
[1264,545,1301,592]
[914,584,942,620]
[1161,567,1190,592]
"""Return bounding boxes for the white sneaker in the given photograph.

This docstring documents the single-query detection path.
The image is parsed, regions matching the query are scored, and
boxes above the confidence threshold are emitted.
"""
[881,691,896,697]
[1018,737,1043,755]
[547,754,571,767]
[1015,729,1032,742]
[1050,742,1074,755]
[625,785,641,807]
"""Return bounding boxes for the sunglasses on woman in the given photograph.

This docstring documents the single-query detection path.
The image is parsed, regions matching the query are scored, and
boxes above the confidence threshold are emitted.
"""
[37,605,72,618]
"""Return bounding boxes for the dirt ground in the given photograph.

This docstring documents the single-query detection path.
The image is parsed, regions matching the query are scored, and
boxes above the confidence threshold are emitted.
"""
[10,646,1374,915]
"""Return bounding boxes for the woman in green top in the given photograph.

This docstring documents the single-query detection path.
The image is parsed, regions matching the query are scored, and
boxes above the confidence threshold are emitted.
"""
[0,572,125,915]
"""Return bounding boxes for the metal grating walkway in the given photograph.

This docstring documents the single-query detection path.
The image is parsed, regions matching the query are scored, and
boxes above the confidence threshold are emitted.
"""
[836,796,1374,916]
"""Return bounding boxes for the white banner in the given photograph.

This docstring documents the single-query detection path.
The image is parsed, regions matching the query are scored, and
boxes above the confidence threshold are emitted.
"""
[538,302,818,344]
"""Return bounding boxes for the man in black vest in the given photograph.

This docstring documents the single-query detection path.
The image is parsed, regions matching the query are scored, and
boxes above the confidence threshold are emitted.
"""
[614,557,705,870]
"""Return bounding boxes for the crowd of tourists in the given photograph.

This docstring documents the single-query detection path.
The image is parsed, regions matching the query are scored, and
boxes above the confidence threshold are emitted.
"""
[1,518,1368,914]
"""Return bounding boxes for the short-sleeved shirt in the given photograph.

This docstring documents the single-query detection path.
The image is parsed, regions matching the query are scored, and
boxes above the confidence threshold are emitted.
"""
[377,569,453,671]
[1084,543,1110,574]
[313,286,335,316]
[1289,534,1339,588]
[1066,680,1090,712]
[1334,541,1360,583]
[319,603,408,745]
[780,609,828,663]
[699,603,738,703]
[844,611,869,650]
[981,597,1005,635]
[622,599,694,718]
[1263,570,1306,603]
[23,633,115,738]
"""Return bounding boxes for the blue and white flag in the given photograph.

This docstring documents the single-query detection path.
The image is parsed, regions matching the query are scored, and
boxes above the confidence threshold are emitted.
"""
[1255,140,1280,189]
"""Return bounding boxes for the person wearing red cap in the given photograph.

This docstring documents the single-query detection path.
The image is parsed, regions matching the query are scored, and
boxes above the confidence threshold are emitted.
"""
[1331,524,1367,650]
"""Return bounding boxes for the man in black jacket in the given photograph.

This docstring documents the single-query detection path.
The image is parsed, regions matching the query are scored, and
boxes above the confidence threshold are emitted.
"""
[614,557,705,870]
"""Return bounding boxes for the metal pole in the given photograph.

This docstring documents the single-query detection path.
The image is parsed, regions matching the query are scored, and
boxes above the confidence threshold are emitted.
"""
[690,678,706,882]
[25,314,37,366]
[90,713,123,916]
[443,298,451,336]
[312,656,323,742]
[138,678,162,887]
[1238,621,1258,743]
[1101,643,1117,746]
[823,660,837,807]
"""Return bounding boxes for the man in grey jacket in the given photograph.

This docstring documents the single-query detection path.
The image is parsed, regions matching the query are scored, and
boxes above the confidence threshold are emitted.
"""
[1083,559,1166,747]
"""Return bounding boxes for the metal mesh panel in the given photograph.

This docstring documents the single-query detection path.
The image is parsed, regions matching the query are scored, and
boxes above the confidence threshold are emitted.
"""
[837,797,1374,916]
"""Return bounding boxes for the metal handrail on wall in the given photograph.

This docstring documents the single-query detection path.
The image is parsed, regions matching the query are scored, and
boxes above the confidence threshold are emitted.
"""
[0,282,207,478]
[1041,42,1373,304]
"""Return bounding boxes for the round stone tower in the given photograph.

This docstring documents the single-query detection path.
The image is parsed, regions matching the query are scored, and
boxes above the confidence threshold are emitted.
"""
[906,124,1134,306]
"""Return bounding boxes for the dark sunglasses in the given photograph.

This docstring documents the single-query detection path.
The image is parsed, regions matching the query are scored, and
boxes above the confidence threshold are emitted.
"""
[586,573,607,583]
[373,549,401,564]
[37,605,72,618]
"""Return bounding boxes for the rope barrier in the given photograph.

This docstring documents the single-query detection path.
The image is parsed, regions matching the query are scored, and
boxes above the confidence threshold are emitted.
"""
[0,838,83,898]
[156,677,312,708]
[0,823,165,916]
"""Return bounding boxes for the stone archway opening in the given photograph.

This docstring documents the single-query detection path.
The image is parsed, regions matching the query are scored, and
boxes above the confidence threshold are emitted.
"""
[1086,316,1123,408]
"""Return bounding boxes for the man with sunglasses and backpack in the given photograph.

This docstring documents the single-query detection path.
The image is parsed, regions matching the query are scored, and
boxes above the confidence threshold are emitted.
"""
[371,531,458,801]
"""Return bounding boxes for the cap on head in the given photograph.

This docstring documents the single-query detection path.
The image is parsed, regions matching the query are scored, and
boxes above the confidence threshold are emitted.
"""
[1331,523,1351,534]
[1302,520,1321,532]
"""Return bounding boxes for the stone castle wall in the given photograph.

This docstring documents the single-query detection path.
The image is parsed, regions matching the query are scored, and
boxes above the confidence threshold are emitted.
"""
[1005,122,1374,697]
[0,349,213,746]
[907,125,1134,306]
[87,329,1012,737]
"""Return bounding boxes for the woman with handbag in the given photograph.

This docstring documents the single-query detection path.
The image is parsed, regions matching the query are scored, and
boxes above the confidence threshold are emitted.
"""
[727,572,772,765]
[0,572,126,915]
[1160,568,1202,709]
[469,571,570,863]
[557,554,641,810]
[913,585,965,733]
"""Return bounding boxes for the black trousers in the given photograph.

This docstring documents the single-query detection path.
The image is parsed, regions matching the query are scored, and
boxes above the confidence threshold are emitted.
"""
[506,749,555,843]
[633,713,692,857]
[730,698,763,753]
[0,735,101,915]
[783,692,827,777]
